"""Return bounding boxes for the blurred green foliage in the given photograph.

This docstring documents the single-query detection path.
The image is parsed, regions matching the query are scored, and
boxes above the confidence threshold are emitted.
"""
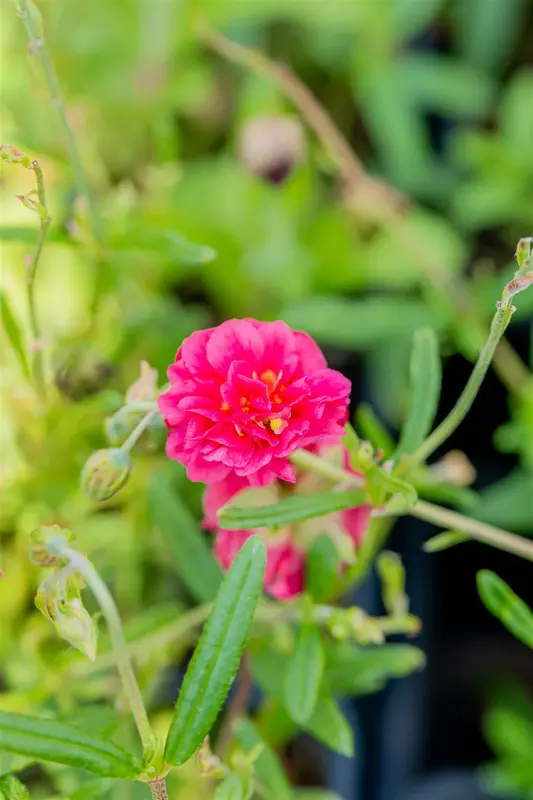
[1,0,533,796]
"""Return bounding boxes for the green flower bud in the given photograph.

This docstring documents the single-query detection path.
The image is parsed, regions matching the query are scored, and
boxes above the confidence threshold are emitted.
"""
[81,448,131,501]
[29,524,73,567]
[53,599,97,661]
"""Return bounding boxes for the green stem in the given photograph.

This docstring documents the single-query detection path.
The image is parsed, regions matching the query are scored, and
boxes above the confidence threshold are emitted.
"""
[26,159,50,401]
[17,0,101,242]
[412,500,533,563]
[52,543,155,752]
[410,301,515,466]
[289,449,365,486]
[120,410,157,453]
[290,448,533,563]
[149,778,169,800]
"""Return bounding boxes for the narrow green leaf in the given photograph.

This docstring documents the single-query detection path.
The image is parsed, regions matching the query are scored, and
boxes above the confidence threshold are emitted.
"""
[0,291,30,380]
[303,696,354,757]
[325,642,425,696]
[0,712,141,778]
[214,773,253,800]
[284,625,325,725]
[219,490,366,530]
[0,775,30,800]
[477,571,533,649]
[423,531,469,553]
[356,404,394,457]
[306,535,341,603]
[282,297,439,351]
[149,474,222,602]
[396,328,441,458]
[235,720,294,800]
[164,537,266,766]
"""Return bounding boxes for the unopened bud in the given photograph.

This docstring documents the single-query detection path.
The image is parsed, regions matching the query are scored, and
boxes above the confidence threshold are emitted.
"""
[516,238,533,271]
[377,551,408,617]
[53,598,97,661]
[0,144,31,169]
[125,360,158,404]
[29,524,73,567]
[81,448,131,501]
[197,738,225,779]
[430,450,476,487]
[238,115,305,184]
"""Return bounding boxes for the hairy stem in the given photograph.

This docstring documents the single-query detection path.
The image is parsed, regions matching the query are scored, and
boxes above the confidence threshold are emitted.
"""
[149,778,169,800]
[202,23,532,398]
[411,300,515,465]
[51,543,155,752]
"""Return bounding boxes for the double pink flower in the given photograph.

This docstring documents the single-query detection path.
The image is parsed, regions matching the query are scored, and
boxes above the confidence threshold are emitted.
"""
[159,319,369,599]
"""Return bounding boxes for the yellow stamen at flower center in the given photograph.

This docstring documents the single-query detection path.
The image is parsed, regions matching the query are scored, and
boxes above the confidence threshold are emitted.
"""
[261,369,281,394]
[268,417,287,434]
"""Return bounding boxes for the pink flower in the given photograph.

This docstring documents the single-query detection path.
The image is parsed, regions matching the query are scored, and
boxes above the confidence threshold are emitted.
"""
[158,320,351,486]
[203,443,371,601]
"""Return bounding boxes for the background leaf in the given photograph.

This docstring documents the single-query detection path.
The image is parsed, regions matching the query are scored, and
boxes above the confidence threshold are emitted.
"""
[302,696,354,757]
[396,327,441,458]
[477,570,533,649]
[0,774,30,800]
[0,712,141,779]
[149,474,222,602]
[164,536,266,766]
[0,291,30,380]
[235,720,294,800]
[306,535,341,603]
[284,625,325,725]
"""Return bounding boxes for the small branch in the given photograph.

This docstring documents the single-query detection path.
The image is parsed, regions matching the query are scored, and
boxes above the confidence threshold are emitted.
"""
[201,22,532,399]
[149,778,169,800]
[17,0,101,242]
[120,410,158,453]
[289,448,365,487]
[410,300,515,466]
[215,655,252,759]
[412,500,533,563]
[27,159,50,400]
[51,542,155,752]
[290,449,533,563]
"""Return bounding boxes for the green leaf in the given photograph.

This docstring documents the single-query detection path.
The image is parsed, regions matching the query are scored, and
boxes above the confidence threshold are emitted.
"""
[282,297,441,351]
[148,474,222,602]
[0,775,30,800]
[306,535,341,603]
[398,55,495,118]
[356,404,394,458]
[396,328,441,458]
[393,0,445,38]
[218,490,366,530]
[0,712,141,779]
[214,773,253,800]
[500,69,533,163]
[325,642,425,696]
[423,531,469,553]
[477,571,533,649]
[472,471,533,533]
[0,226,68,244]
[303,696,354,757]
[164,536,266,766]
[284,625,325,725]
[235,720,294,800]
[0,291,30,380]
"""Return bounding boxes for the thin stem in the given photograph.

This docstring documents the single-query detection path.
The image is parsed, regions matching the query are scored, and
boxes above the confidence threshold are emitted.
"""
[17,0,101,242]
[149,778,169,800]
[120,410,157,453]
[411,301,515,466]
[289,449,365,487]
[202,22,532,399]
[52,543,155,752]
[121,401,160,414]
[27,159,50,400]
[412,500,533,563]
[290,448,533,563]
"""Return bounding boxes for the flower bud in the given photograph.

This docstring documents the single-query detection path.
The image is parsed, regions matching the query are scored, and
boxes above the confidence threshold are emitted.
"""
[53,598,97,661]
[125,360,158,404]
[238,115,305,184]
[81,448,131,501]
[29,524,73,567]
[0,144,31,168]
[516,237,532,271]
[54,347,114,401]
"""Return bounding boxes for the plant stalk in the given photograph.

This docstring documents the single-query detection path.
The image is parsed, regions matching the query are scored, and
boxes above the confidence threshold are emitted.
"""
[52,543,155,752]
[27,159,50,401]
[410,300,515,466]
[120,410,158,453]
[149,778,169,800]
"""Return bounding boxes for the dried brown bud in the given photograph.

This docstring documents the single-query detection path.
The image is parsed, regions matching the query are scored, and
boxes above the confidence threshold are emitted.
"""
[238,115,305,184]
